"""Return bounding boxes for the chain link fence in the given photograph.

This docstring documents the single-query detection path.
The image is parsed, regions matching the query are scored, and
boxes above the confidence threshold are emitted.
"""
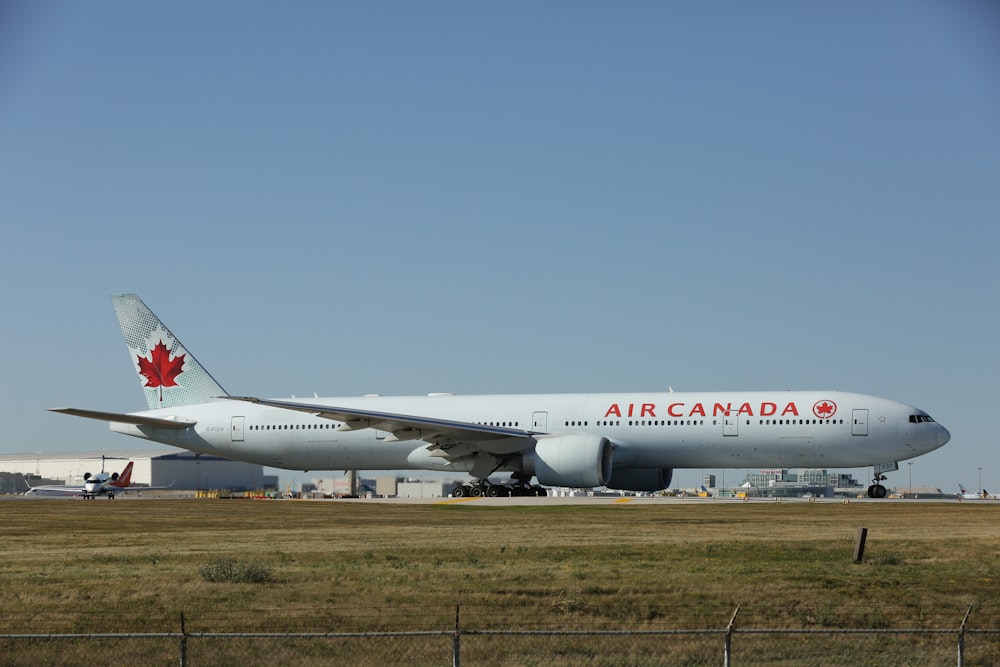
[1,606,998,666]
[459,629,1000,666]
[2,628,998,666]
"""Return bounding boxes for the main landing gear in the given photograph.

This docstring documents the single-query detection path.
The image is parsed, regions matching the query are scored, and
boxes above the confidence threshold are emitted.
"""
[451,476,547,498]
[867,474,888,499]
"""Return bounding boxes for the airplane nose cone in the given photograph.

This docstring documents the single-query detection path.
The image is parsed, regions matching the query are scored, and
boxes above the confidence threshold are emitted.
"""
[938,424,951,448]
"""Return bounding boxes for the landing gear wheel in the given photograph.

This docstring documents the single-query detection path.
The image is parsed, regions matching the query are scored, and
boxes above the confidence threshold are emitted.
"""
[451,485,467,498]
[868,473,889,499]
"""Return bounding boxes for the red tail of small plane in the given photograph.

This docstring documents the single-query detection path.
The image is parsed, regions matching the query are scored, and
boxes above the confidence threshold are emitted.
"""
[109,462,134,488]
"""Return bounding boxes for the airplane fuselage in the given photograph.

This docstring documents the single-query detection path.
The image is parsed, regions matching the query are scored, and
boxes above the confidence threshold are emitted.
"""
[110,390,948,474]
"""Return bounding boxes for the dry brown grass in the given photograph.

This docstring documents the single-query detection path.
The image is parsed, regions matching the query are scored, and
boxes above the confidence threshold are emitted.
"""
[0,498,998,638]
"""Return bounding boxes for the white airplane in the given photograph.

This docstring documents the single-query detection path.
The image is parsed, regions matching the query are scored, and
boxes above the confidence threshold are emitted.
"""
[24,460,167,499]
[50,294,950,499]
[958,485,995,500]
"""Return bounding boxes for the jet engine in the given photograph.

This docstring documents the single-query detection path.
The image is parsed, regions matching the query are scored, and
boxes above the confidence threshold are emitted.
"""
[83,472,92,481]
[605,467,673,492]
[111,472,120,481]
[524,434,613,488]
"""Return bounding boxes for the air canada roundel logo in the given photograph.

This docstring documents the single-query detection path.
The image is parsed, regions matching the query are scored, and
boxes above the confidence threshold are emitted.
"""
[813,400,837,419]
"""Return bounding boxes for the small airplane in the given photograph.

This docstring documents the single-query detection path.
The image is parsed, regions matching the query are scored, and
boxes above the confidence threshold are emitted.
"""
[958,484,995,500]
[24,461,170,499]
[50,294,951,499]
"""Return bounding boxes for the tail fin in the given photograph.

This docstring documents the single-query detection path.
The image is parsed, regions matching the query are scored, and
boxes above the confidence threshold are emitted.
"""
[110,462,134,488]
[112,294,228,409]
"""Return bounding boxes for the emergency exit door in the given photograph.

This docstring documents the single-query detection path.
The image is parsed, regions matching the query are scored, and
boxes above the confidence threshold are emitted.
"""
[532,412,548,432]
[723,412,738,436]
[231,416,245,442]
[852,409,868,436]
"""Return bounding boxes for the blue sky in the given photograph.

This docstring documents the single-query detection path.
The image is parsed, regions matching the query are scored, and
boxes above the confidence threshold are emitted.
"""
[1,2,997,492]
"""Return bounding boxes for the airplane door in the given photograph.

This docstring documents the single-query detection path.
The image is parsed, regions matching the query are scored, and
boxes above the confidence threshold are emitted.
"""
[723,412,738,436]
[231,416,245,442]
[532,411,548,432]
[852,409,868,436]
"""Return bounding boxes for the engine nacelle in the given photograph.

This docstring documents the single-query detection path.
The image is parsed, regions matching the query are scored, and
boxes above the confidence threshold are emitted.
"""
[605,467,673,492]
[83,472,92,481]
[111,472,120,481]
[524,434,613,488]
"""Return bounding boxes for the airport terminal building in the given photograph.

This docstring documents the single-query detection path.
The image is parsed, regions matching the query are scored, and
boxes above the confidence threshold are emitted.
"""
[0,450,275,493]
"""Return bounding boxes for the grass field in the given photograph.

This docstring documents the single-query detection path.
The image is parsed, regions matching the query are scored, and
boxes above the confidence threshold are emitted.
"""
[2,498,998,630]
[1,498,998,664]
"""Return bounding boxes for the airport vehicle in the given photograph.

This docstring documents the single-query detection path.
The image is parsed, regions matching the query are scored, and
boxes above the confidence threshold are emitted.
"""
[24,460,168,499]
[51,295,950,498]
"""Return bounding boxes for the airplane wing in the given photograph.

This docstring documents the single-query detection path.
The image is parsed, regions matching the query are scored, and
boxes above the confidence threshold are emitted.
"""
[49,408,196,429]
[107,483,175,493]
[225,396,540,443]
[24,485,85,496]
[224,396,542,475]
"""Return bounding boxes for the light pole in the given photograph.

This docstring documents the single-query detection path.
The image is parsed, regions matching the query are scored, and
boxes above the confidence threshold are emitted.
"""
[908,462,912,499]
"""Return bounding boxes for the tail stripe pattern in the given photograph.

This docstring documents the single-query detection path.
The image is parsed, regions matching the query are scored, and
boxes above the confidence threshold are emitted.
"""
[112,294,228,409]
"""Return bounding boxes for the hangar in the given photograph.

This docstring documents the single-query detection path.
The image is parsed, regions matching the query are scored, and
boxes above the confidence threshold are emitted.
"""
[0,449,275,493]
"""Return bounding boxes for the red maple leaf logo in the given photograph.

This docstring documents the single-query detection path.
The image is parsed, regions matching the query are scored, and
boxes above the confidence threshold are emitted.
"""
[813,400,837,418]
[137,340,185,388]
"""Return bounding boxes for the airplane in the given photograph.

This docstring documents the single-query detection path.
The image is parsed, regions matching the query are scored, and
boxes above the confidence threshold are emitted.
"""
[24,460,169,499]
[958,485,995,500]
[50,294,951,499]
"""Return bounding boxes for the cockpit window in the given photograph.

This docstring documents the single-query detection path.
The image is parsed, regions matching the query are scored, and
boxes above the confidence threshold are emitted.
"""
[909,415,935,423]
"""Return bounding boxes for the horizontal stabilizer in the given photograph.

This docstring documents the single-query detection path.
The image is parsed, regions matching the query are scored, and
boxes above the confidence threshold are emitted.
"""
[49,408,196,430]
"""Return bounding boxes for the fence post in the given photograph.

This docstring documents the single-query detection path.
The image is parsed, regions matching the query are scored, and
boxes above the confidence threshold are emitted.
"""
[179,612,187,667]
[724,605,740,667]
[453,604,461,667]
[854,527,868,562]
[957,605,972,667]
